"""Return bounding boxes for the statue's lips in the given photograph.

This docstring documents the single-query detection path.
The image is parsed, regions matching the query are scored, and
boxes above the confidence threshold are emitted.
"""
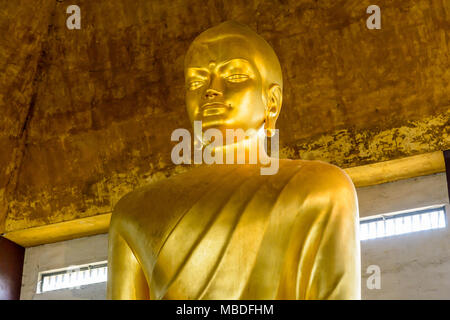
[200,102,229,117]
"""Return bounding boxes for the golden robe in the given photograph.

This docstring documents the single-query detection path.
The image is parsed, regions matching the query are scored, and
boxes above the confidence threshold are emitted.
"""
[107,160,360,299]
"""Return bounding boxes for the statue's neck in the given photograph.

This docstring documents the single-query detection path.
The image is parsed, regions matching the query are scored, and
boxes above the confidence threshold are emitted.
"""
[201,125,271,165]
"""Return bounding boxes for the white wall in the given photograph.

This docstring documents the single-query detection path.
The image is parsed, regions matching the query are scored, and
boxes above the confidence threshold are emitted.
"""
[359,172,450,299]
[20,233,108,300]
[20,173,450,300]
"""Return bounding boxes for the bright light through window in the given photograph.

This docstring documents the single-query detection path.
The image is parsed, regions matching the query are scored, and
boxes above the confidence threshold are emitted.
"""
[360,206,447,241]
[37,261,108,293]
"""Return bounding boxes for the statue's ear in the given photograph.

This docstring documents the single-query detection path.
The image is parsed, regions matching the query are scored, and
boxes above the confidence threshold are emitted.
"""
[264,84,282,136]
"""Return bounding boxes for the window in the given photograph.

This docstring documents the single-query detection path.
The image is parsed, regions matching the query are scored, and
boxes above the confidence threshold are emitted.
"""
[360,206,447,241]
[37,261,108,293]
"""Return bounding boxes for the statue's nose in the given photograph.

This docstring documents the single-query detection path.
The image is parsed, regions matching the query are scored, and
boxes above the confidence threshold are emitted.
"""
[205,88,221,100]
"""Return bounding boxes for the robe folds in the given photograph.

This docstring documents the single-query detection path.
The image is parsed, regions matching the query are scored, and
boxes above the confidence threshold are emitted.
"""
[108,159,361,300]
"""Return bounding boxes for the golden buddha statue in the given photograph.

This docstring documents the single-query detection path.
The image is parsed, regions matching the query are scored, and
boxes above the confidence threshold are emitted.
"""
[107,21,361,300]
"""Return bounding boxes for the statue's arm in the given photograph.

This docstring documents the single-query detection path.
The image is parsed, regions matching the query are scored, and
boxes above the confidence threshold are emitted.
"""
[298,164,361,300]
[107,226,150,300]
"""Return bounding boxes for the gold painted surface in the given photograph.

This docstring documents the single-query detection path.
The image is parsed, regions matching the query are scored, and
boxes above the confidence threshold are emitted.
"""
[0,1,449,241]
[108,161,360,300]
[107,21,361,300]
[347,151,446,187]
[282,111,450,168]
[3,213,111,247]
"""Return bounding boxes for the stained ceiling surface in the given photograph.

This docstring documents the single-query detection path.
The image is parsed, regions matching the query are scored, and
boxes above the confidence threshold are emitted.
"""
[0,0,448,238]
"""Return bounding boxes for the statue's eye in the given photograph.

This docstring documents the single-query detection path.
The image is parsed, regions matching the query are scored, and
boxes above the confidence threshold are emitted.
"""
[188,80,205,90]
[226,74,249,83]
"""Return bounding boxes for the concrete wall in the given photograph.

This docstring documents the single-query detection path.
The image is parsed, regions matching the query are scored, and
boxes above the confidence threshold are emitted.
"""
[20,173,450,300]
[359,172,450,299]
[20,233,108,300]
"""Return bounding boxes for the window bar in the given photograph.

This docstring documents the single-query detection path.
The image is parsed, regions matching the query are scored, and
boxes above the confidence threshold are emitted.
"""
[360,206,447,241]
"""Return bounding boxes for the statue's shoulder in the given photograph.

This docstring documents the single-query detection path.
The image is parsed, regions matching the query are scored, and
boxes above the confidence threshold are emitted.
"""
[109,182,160,226]
[280,159,355,194]
[110,166,218,223]
[280,159,358,221]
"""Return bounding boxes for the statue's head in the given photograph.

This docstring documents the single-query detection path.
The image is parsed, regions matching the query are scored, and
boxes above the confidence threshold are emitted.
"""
[184,21,283,143]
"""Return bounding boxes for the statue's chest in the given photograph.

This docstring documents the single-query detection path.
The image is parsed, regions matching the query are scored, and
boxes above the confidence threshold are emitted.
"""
[137,164,302,299]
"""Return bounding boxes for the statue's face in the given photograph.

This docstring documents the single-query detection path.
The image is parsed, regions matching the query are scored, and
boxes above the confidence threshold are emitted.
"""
[185,37,266,141]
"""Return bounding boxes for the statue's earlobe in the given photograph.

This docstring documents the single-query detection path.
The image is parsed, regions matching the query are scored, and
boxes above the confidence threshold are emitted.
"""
[264,84,282,137]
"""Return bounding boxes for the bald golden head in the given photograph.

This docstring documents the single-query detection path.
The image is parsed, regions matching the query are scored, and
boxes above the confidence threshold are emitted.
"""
[185,21,283,91]
[184,21,283,142]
